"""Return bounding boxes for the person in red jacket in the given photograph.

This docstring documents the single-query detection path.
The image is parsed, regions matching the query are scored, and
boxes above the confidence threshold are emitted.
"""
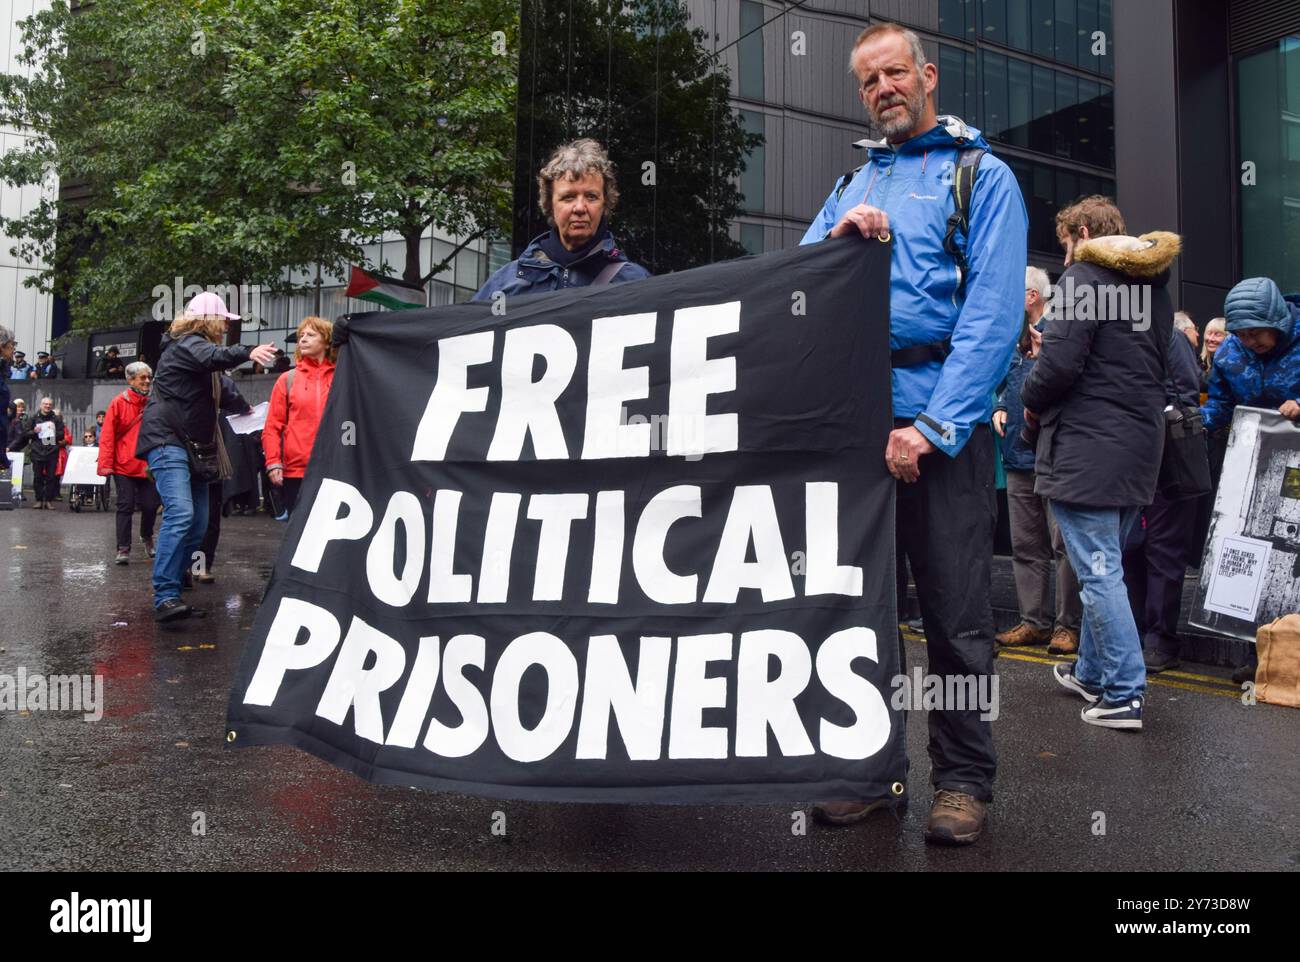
[263,316,335,517]
[53,413,73,501]
[98,362,160,564]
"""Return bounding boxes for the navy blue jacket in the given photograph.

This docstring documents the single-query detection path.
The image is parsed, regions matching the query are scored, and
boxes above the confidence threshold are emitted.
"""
[472,229,650,301]
[994,351,1037,471]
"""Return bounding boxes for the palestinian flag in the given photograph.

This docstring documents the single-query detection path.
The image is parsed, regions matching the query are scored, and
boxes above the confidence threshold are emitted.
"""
[344,266,426,310]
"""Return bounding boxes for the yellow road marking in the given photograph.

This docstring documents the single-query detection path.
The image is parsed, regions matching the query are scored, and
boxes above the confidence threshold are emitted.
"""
[899,630,1242,699]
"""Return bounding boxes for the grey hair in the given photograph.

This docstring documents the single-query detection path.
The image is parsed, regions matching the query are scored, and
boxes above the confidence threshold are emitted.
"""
[537,138,620,222]
[849,23,929,74]
[0,323,13,347]
[1173,311,1195,332]
[1025,266,1051,300]
[125,361,152,379]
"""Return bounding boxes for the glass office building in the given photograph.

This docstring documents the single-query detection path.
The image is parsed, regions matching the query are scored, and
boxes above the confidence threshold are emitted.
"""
[1237,34,1299,294]
[711,0,1116,266]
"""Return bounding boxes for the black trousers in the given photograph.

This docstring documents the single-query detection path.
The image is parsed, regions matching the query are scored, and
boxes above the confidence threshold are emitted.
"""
[1122,489,1197,656]
[114,474,158,549]
[281,476,304,514]
[894,422,998,802]
[32,458,58,501]
[198,483,223,572]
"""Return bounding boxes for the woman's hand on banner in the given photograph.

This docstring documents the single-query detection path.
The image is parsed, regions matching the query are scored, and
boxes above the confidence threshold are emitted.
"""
[268,466,284,486]
[885,425,934,483]
[830,203,891,240]
[331,316,351,348]
[1280,399,1300,421]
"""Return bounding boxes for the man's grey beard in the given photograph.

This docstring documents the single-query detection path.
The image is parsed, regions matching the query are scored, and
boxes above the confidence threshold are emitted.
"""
[871,87,926,140]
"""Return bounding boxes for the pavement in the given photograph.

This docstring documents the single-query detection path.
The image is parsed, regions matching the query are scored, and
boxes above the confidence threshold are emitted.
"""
[2,500,1297,871]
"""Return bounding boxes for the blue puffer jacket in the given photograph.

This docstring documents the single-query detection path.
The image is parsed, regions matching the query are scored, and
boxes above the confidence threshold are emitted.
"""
[800,116,1027,456]
[1201,284,1300,433]
[994,350,1036,471]
[472,229,650,302]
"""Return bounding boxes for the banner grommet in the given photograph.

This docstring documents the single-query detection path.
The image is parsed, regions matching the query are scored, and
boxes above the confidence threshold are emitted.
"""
[226,730,237,743]
[890,782,905,796]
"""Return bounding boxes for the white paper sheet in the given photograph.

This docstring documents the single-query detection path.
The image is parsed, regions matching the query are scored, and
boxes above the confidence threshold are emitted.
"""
[227,401,269,435]
[1203,534,1272,621]
[61,446,106,486]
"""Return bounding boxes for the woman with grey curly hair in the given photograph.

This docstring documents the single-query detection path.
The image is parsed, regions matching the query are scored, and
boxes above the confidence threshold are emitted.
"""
[473,138,649,302]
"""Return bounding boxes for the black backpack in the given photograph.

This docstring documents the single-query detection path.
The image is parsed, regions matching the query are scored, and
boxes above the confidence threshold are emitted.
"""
[833,146,986,368]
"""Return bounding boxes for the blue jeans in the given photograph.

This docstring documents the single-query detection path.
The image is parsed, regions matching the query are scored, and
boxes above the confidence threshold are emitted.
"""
[147,445,210,607]
[1050,501,1146,703]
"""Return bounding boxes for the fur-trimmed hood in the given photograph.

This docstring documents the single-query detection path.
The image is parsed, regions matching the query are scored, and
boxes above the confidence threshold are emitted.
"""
[1073,231,1182,279]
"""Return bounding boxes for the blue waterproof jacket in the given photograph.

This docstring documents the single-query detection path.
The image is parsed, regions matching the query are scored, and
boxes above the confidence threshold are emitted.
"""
[472,230,650,302]
[1201,294,1300,433]
[800,116,1028,456]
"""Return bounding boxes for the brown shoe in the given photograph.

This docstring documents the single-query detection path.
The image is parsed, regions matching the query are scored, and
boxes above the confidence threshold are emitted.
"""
[810,798,893,826]
[995,622,1051,647]
[925,790,987,845]
[1048,627,1080,655]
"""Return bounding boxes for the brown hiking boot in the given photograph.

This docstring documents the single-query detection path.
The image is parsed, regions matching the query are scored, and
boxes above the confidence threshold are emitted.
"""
[995,622,1051,647]
[925,790,986,846]
[1048,627,1080,655]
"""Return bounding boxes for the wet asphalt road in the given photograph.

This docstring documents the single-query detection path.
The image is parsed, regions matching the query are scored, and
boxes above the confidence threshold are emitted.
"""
[1,503,1297,872]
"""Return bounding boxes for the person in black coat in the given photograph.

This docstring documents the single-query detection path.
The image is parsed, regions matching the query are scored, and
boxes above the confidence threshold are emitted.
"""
[136,293,276,622]
[1021,195,1180,732]
[1122,319,1205,674]
[194,374,255,584]
[9,395,67,508]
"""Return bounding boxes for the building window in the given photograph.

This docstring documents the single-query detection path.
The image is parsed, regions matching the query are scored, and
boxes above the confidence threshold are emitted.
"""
[1238,36,1300,292]
[939,45,976,121]
[1054,0,1077,66]
[738,109,765,212]
[983,52,1009,141]
[1031,0,1055,59]
[738,0,765,101]
[740,223,764,255]
[940,0,977,41]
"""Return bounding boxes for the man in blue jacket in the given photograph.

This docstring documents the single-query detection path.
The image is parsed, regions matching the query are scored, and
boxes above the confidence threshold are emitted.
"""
[473,139,649,302]
[800,23,1027,845]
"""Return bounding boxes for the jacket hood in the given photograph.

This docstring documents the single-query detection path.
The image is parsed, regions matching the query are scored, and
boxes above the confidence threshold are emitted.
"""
[1073,232,1182,279]
[863,115,991,159]
[1225,276,1294,338]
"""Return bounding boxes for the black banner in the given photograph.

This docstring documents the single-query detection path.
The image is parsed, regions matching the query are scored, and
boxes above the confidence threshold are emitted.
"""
[226,235,904,803]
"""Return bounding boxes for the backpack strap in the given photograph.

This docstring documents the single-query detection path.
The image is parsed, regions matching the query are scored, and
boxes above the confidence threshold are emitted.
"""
[834,165,866,205]
[942,147,986,298]
[591,261,626,286]
[280,369,296,461]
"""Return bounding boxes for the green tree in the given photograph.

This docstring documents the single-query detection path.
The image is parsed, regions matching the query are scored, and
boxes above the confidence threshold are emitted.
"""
[0,0,518,329]
[516,0,762,274]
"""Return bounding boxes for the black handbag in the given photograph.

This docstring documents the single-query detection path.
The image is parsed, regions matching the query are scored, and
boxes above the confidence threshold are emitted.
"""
[1156,329,1212,498]
[167,374,230,484]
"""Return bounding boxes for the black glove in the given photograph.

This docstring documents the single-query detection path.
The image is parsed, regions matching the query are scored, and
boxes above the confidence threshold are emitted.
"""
[331,314,351,348]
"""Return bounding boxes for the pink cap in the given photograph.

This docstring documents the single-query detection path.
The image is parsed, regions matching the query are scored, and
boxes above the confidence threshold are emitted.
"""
[184,291,240,320]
